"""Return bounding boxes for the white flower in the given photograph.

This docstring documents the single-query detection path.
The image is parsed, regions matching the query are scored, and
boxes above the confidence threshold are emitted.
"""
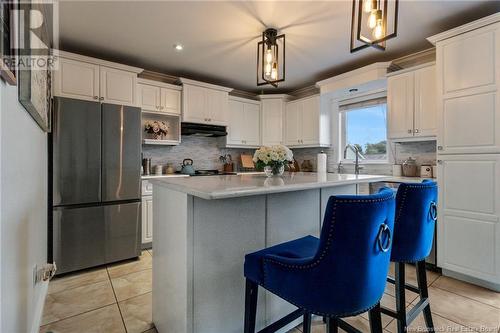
[253,145,293,165]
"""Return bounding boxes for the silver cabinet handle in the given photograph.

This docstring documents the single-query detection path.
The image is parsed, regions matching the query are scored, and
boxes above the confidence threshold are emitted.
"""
[408,129,412,134]
[99,97,104,101]
[437,146,443,150]
[93,96,98,100]
[160,106,164,110]
[437,160,443,164]
[414,129,419,133]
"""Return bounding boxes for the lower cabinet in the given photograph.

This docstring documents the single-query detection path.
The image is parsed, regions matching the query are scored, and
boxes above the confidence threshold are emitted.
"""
[142,196,153,245]
[437,154,500,287]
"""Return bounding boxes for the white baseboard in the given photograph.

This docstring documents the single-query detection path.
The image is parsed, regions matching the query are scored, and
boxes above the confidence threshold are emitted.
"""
[30,280,49,333]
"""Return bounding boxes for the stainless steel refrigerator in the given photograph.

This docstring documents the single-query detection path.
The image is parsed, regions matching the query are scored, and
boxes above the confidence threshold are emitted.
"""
[51,97,141,274]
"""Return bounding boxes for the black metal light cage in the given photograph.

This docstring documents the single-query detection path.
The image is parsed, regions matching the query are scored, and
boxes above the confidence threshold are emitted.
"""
[350,0,399,53]
[257,28,285,87]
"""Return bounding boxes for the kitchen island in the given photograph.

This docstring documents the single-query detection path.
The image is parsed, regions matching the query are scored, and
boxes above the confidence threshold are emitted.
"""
[151,172,391,333]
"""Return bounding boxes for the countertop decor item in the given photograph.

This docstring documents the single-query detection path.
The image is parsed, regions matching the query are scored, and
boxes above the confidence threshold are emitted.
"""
[165,163,175,174]
[402,157,418,177]
[420,165,432,178]
[219,154,234,173]
[301,160,313,172]
[317,151,327,173]
[144,120,169,140]
[253,145,293,177]
[180,158,196,175]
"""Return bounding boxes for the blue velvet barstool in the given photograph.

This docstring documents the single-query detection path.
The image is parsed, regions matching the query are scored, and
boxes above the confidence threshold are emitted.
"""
[243,188,396,333]
[381,180,438,333]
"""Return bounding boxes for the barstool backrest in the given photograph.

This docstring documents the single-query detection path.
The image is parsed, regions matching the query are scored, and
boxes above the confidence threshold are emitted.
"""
[303,188,395,316]
[391,180,438,263]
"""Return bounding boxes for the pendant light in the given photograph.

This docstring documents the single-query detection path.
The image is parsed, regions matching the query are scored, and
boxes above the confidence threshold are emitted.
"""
[257,28,285,87]
[350,0,399,53]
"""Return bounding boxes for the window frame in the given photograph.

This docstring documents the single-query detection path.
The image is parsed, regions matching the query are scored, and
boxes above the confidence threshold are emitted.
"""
[339,98,389,164]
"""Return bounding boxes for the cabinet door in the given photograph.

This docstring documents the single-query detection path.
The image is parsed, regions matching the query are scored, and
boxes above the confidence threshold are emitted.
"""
[53,57,99,102]
[142,196,153,244]
[182,85,207,123]
[387,72,415,139]
[437,154,500,284]
[100,66,137,106]
[161,88,181,114]
[301,96,320,145]
[285,101,300,146]
[244,103,261,146]
[227,100,245,145]
[138,83,160,112]
[414,65,437,137]
[261,99,283,146]
[207,89,228,125]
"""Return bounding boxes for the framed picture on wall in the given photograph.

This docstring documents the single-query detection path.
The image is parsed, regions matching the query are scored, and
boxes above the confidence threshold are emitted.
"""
[17,0,53,132]
[0,1,17,85]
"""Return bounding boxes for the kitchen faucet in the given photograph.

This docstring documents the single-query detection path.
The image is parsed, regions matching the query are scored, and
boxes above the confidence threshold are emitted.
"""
[344,144,363,175]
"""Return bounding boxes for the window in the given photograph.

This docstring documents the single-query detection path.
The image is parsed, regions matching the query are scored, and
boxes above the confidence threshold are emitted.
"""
[340,99,388,163]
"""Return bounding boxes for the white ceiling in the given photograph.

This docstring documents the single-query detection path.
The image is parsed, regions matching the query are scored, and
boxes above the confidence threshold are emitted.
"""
[58,0,499,93]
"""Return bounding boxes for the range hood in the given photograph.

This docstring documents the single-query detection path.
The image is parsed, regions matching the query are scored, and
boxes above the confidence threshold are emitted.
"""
[181,122,227,137]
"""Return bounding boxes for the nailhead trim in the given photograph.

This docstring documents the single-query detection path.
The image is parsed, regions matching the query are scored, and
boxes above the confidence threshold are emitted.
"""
[261,193,394,316]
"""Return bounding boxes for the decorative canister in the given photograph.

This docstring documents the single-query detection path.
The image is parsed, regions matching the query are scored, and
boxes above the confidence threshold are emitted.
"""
[402,157,418,177]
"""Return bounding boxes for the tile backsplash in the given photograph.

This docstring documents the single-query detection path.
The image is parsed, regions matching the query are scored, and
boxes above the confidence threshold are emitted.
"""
[142,137,436,175]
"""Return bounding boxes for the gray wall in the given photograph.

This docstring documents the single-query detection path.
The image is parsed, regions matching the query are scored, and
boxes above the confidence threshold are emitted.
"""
[1,81,48,332]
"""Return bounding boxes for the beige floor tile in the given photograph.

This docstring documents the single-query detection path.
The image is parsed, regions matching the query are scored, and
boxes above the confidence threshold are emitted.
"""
[107,251,152,279]
[111,269,152,302]
[432,276,500,309]
[42,280,116,325]
[142,329,157,333]
[48,268,109,294]
[384,281,420,304]
[388,263,441,287]
[360,293,411,328]
[39,304,125,333]
[386,312,467,333]
[427,286,500,331]
[304,315,370,333]
[118,292,153,333]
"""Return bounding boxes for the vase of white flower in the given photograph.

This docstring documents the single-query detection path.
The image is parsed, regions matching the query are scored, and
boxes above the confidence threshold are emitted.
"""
[144,120,169,140]
[253,145,293,177]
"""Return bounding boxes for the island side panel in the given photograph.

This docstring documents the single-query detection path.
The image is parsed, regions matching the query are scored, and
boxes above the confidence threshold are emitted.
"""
[320,185,358,223]
[152,186,194,333]
[266,189,321,332]
[192,196,267,333]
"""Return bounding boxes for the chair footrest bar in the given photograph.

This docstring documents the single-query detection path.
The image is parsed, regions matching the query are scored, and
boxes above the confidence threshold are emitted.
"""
[337,318,363,333]
[257,309,304,333]
[407,298,430,324]
[380,306,399,319]
[386,276,420,294]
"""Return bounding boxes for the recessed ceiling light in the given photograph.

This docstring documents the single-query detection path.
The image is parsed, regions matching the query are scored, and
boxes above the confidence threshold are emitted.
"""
[174,44,184,51]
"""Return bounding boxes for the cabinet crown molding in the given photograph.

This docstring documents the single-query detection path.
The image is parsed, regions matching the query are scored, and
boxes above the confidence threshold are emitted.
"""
[178,77,233,92]
[53,49,143,74]
[386,62,436,78]
[229,96,261,105]
[137,78,182,90]
[258,94,291,101]
[315,62,391,88]
[427,12,500,45]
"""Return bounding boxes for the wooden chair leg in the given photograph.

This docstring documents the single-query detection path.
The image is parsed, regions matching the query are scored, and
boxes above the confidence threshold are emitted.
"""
[395,262,407,333]
[244,279,258,333]
[302,313,312,333]
[416,260,435,332]
[327,317,339,333]
[368,303,383,333]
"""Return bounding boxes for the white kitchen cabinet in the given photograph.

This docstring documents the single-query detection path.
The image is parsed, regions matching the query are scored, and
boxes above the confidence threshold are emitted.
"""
[142,196,153,245]
[53,57,100,102]
[260,96,288,146]
[284,95,330,148]
[437,154,500,286]
[100,66,137,107]
[138,79,182,114]
[433,22,500,155]
[53,51,143,106]
[387,63,437,140]
[180,78,233,126]
[226,97,260,147]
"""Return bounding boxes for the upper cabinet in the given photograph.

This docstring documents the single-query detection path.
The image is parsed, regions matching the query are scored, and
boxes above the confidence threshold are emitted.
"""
[137,78,181,114]
[284,95,330,148]
[179,78,233,126]
[260,95,288,146]
[226,97,260,147]
[432,21,500,154]
[387,63,437,140]
[53,51,142,107]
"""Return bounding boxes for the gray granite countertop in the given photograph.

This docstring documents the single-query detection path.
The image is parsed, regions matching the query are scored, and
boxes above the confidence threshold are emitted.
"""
[151,172,392,200]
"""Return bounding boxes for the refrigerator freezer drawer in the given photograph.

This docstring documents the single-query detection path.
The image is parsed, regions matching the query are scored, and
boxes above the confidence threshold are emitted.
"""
[105,201,141,263]
[53,205,106,274]
[52,97,102,206]
[102,103,141,202]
